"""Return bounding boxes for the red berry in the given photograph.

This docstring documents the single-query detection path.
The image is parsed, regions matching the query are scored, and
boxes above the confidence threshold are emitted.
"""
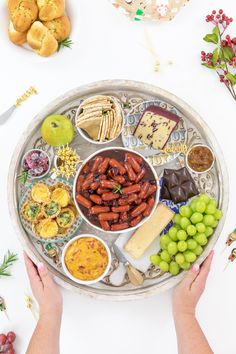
[226,35,230,40]
[232,56,236,61]
[212,10,216,14]
[232,38,236,45]
[6,349,15,354]
[201,51,206,55]
[208,61,213,66]
[229,61,233,66]
[219,9,223,14]
[0,334,7,345]
[2,342,13,351]
[7,332,16,344]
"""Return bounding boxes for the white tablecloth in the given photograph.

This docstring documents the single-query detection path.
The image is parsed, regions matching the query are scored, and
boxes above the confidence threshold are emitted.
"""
[0,1,235,353]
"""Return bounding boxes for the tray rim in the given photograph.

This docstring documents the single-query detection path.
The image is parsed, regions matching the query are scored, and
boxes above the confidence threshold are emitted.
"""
[7,79,229,301]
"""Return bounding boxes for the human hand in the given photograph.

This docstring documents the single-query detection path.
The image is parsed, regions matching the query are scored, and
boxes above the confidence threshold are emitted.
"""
[172,250,214,318]
[24,252,62,318]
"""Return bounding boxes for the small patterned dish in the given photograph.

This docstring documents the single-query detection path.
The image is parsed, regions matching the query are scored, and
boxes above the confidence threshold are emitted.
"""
[122,100,187,166]
[21,149,51,180]
[19,177,83,243]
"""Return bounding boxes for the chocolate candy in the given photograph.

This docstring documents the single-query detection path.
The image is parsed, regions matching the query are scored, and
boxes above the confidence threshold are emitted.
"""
[161,167,199,204]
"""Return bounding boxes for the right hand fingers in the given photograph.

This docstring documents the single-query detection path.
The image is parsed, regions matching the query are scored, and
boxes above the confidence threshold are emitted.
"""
[181,263,200,288]
[194,250,214,287]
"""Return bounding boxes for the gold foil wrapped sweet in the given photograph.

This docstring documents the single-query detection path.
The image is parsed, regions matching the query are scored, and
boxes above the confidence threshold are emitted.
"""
[52,146,81,179]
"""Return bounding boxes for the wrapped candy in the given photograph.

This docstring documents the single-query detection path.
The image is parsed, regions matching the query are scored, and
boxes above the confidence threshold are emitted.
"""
[222,229,236,254]
[224,248,236,271]
[0,296,8,319]
[110,0,189,21]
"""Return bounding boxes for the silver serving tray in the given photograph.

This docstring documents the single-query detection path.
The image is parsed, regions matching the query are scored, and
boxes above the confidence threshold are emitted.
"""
[8,80,229,301]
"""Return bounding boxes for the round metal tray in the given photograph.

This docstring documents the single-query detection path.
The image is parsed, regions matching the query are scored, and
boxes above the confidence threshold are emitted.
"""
[8,80,229,301]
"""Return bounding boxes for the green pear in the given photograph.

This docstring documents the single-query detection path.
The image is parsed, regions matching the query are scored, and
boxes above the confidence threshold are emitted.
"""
[41,114,74,146]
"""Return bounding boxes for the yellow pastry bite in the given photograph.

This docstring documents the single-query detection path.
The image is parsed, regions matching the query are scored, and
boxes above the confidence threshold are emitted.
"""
[8,21,27,45]
[51,187,70,207]
[8,0,38,32]
[27,21,58,57]
[37,218,58,238]
[31,183,51,203]
[37,0,65,21]
[43,15,71,42]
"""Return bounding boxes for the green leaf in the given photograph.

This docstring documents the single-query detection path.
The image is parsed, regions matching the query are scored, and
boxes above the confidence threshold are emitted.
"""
[213,26,219,36]
[58,38,73,52]
[222,46,234,61]
[0,251,18,278]
[226,73,236,85]
[17,170,28,184]
[203,33,218,44]
[212,48,219,65]
[201,63,215,69]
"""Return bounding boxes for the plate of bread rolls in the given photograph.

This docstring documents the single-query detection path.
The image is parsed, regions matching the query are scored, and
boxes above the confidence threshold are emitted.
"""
[3,0,75,58]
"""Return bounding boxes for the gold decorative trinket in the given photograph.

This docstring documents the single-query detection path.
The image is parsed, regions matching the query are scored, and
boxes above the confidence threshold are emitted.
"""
[52,145,81,179]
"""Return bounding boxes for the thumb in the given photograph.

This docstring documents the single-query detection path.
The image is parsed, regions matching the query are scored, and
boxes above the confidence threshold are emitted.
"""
[182,264,200,288]
[37,262,53,286]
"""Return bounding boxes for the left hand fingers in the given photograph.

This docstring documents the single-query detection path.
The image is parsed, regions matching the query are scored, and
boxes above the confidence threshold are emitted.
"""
[24,252,42,288]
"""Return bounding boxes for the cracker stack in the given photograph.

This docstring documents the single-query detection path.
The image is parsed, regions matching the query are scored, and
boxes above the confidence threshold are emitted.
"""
[76,95,123,143]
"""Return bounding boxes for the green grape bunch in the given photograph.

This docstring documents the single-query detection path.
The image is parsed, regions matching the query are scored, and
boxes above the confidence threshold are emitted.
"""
[150,194,223,276]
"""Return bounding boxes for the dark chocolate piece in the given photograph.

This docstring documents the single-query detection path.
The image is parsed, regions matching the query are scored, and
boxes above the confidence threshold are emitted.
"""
[161,167,199,204]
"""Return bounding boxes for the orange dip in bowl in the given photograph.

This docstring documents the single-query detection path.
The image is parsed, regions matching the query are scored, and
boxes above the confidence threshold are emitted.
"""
[64,237,109,281]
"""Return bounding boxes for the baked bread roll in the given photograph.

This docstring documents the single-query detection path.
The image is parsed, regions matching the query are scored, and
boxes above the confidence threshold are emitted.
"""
[27,21,58,57]
[8,0,38,32]
[8,21,27,45]
[37,0,65,21]
[43,15,71,42]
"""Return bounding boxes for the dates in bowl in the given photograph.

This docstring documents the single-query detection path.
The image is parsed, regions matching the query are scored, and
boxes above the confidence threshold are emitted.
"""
[73,147,160,234]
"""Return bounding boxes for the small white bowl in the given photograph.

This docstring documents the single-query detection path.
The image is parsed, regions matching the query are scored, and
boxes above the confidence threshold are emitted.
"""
[186,144,215,174]
[21,149,51,179]
[62,234,111,285]
[73,147,160,234]
[75,96,124,145]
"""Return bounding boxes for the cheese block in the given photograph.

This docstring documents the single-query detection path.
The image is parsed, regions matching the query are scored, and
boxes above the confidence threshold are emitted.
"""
[134,105,180,149]
[124,203,174,259]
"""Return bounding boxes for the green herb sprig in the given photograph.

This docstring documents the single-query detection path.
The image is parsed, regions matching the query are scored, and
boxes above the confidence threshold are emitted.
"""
[58,38,73,52]
[114,185,122,194]
[17,170,28,184]
[0,251,18,277]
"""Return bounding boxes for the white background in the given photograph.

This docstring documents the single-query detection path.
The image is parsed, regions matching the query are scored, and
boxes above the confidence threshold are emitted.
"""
[0,0,236,353]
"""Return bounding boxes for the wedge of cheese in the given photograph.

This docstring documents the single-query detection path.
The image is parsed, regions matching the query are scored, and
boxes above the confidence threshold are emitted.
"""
[124,203,174,259]
[134,105,180,149]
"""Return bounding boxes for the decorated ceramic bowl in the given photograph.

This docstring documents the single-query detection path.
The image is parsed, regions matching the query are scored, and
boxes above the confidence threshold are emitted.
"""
[73,147,160,234]
[62,234,112,285]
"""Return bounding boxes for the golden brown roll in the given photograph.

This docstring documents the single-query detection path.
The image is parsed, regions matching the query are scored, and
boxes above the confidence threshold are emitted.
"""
[27,21,58,57]
[8,0,38,32]
[8,21,27,45]
[43,15,71,42]
[37,0,65,21]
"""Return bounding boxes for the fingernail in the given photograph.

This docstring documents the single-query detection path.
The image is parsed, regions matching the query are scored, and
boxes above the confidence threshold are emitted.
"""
[37,262,44,271]
[210,250,215,256]
[191,264,199,273]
